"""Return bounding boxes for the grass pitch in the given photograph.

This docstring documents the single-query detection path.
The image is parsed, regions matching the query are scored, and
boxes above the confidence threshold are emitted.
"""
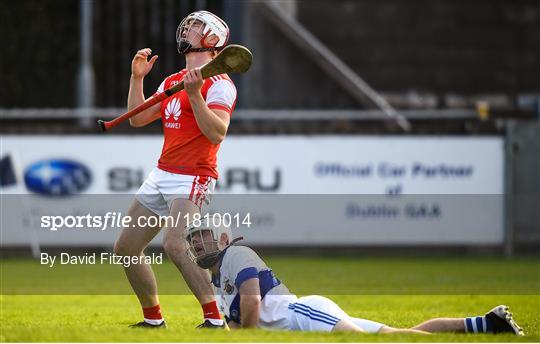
[1,256,539,342]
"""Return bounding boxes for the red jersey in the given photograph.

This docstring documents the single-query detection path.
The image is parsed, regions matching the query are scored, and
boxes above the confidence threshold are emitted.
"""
[154,69,237,179]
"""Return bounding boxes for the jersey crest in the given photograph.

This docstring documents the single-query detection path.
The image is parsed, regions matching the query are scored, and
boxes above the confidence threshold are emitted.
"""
[224,280,235,295]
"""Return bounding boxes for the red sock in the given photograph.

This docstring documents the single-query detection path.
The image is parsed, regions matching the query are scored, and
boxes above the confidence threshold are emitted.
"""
[202,301,222,321]
[143,304,163,324]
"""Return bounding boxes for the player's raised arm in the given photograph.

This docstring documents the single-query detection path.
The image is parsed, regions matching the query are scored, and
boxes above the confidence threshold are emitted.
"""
[184,67,231,144]
[238,277,262,328]
[127,48,161,127]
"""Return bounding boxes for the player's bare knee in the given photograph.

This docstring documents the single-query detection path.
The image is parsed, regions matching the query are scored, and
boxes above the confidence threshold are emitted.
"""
[162,234,187,258]
[113,240,127,256]
[113,240,130,256]
[332,319,366,332]
[114,239,141,256]
[378,326,398,333]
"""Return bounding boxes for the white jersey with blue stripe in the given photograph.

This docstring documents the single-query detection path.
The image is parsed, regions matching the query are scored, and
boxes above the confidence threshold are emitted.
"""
[212,245,297,329]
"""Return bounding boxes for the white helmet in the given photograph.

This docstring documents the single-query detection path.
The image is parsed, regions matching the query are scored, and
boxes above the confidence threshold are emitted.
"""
[185,215,234,269]
[176,11,230,55]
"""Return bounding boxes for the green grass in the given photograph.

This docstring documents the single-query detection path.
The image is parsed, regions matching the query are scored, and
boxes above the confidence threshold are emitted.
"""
[1,256,539,342]
[2,256,539,295]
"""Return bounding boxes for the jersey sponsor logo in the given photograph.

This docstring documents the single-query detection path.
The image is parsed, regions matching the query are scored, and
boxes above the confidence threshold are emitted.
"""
[24,159,92,196]
[164,122,181,129]
[165,98,181,121]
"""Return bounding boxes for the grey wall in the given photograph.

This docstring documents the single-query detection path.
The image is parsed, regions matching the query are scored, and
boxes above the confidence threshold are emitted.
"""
[505,121,540,252]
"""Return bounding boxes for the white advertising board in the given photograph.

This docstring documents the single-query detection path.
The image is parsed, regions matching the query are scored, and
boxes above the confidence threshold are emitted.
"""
[1,135,504,246]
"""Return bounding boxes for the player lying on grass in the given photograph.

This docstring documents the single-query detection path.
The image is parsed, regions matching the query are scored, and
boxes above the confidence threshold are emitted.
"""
[184,219,524,335]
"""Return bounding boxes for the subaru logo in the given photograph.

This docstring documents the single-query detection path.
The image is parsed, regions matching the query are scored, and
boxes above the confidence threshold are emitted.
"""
[24,159,92,196]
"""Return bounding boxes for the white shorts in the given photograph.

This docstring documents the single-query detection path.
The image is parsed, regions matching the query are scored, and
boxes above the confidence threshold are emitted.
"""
[136,167,216,217]
[287,295,385,333]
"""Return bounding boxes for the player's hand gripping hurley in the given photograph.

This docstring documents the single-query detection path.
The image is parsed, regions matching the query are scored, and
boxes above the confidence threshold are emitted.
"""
[98,44,252,132]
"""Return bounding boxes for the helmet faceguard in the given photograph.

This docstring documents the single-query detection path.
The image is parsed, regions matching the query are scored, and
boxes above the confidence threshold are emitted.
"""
[185,217,233,269]
[176,11,229,55]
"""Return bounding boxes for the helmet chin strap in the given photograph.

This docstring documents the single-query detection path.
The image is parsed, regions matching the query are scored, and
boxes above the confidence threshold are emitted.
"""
[227,237,244,246]
[178,40,223,55]
[195,237,244,269]
[187,47,220,53]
